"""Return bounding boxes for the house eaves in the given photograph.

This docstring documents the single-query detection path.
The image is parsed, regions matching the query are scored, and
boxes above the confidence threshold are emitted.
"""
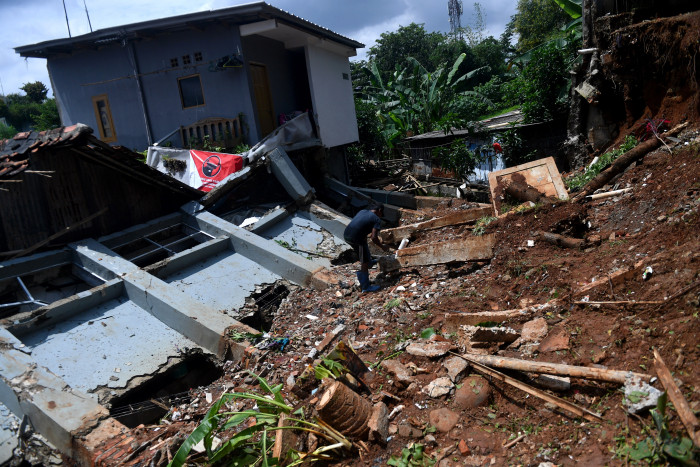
[15,1,364,59]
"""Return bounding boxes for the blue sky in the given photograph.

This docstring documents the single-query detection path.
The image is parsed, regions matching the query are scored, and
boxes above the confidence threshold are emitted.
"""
[0,0,517,96]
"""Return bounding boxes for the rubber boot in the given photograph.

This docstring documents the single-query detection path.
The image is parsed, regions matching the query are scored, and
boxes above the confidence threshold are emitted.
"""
[356,271,380,292]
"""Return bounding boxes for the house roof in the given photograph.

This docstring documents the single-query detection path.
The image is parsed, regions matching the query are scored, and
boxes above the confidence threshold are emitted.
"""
[0,124,201,198]
[405,110,524,142]
[15,2,363,59]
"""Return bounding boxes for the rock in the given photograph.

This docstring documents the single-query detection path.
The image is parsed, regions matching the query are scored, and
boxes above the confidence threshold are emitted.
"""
[521,318,548,342]
[453,376,490,409]
[424,377,454,398]
[397,422,422,438]
[424,434,437,446]
[388,423,398,435]
[459,325,520,348]
[443,356,469,383]
[406,341,455,358]
[429,408,460,433]
[538,326,570,352]
[625,374,662,414]
[458,439,470,456]
[367,402,389,445]
[382,359,413,386]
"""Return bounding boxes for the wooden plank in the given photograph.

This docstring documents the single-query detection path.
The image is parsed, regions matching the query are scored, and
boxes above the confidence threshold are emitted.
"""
[379,206,494,243]
[653,349,700,446]
[396,234,495,266]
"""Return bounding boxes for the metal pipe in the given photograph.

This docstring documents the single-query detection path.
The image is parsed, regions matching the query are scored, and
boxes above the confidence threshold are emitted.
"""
[127,41,154,145]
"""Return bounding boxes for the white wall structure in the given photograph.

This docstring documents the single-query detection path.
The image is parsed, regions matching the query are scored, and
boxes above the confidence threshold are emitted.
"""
[305,42,359,148]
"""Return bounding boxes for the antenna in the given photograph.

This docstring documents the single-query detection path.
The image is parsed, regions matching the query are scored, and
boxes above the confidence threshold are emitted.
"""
[62,0,72,37]
[448,0,463,39]
[83,0,93,32]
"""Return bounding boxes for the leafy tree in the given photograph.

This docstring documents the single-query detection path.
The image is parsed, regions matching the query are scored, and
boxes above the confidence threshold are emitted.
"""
[358,54,487,147]
[0,82,60,131]
[20,82,49,103]
[368,23,446,82]
[0,122,17,139]
[510,0,571,53]
[350,98,386,159]
[33,99,60,131]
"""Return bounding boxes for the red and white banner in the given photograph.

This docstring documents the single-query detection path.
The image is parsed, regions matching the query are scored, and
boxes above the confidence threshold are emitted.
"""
[146,147,243,192]
[189,150,243,192]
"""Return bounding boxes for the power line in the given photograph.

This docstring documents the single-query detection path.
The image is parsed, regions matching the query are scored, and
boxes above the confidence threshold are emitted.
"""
[61,0,72,37]
[83,0,93,32]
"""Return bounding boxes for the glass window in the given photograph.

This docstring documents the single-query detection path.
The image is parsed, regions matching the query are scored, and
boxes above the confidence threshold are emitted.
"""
[91,94,117,143]
[178,75,205,109]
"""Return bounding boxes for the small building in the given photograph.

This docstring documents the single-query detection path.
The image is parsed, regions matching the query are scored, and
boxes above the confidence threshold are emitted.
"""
[15,1,363,162]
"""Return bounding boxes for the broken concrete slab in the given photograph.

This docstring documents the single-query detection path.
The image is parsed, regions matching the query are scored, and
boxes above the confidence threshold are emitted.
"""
[538,326,571,352]
[385,234,495,270]
[268,148,315,205]
[488,157,568,213]
[406,341,455,358]
[459,325,520,346]
[521,318,549,342]
[367,402,389,445]
[424,377,454,398]
[381,359,414,387]
[379,206,494,244]
[443,356,469,383]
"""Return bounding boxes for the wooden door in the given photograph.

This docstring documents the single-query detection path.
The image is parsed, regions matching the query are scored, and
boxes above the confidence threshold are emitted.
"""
[249,63,276,137]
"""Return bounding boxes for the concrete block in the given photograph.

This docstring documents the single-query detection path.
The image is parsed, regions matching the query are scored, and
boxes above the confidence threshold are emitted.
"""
[0,250,71,282]
[185,208,332,289]
[268,148,315,205]
[396,234,495,267]
[442,310,523,335]
[458,325,520,345]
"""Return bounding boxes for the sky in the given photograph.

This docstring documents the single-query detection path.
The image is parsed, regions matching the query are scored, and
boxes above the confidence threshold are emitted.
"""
[0,0,518,97]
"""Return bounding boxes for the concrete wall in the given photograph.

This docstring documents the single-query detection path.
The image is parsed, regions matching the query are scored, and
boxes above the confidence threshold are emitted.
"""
[305,44,358,148]
[46,25,358,152]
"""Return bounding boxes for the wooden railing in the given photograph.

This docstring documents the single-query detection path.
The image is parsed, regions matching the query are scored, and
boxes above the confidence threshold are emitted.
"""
[180,117,243,148]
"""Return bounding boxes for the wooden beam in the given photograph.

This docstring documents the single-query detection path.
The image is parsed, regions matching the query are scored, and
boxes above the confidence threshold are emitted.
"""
[453,353,602,422]
[459,352,650,384]
[653,349,700,447]
[395,234,495,266]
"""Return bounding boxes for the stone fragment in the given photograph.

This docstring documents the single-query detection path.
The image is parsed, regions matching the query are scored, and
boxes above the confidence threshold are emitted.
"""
[625,374,662,414]
[453,376,490,409]
[406,341,455,358]
[458,439,470,456]
[424,377,454,398]
[521,318,548,342]
[429,408,460,433]
[443,356,469,383]
[367,402,389,445]
[381,359,413,386]
[538,326,570,352]
[397,422,422,438]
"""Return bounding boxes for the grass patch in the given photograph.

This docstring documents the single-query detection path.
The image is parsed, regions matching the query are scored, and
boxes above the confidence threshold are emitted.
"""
[566,136,637,191]
[473,216,497,236]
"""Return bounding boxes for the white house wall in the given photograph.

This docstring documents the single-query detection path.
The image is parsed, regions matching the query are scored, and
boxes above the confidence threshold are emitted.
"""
[304,44,359,148]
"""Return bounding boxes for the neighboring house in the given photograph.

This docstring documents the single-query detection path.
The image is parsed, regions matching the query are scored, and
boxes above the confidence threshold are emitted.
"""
[15,2,363,155]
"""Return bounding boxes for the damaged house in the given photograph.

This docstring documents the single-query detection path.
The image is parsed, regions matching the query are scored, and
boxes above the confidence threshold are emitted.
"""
[15,1,362,181]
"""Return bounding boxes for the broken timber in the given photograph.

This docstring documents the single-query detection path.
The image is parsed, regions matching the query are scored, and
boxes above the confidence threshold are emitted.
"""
[459,352,650,384]
[573,122,689,201]
[453,353,603,422]
[379,206,494,244]
[442,302,557,334]
[392,233,495,268]
[653,349,700,446]
[538,231,585,249]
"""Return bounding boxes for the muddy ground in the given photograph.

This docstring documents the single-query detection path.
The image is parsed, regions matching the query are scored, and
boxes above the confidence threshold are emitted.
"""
[85,125,698,467]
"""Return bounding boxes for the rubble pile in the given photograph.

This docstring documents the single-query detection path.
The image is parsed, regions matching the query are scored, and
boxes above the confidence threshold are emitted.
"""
[74,127,700,466]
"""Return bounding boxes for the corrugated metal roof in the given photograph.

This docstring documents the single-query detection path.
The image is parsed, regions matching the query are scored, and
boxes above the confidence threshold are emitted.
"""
[16,2,363,59]
[405,110,524,142]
